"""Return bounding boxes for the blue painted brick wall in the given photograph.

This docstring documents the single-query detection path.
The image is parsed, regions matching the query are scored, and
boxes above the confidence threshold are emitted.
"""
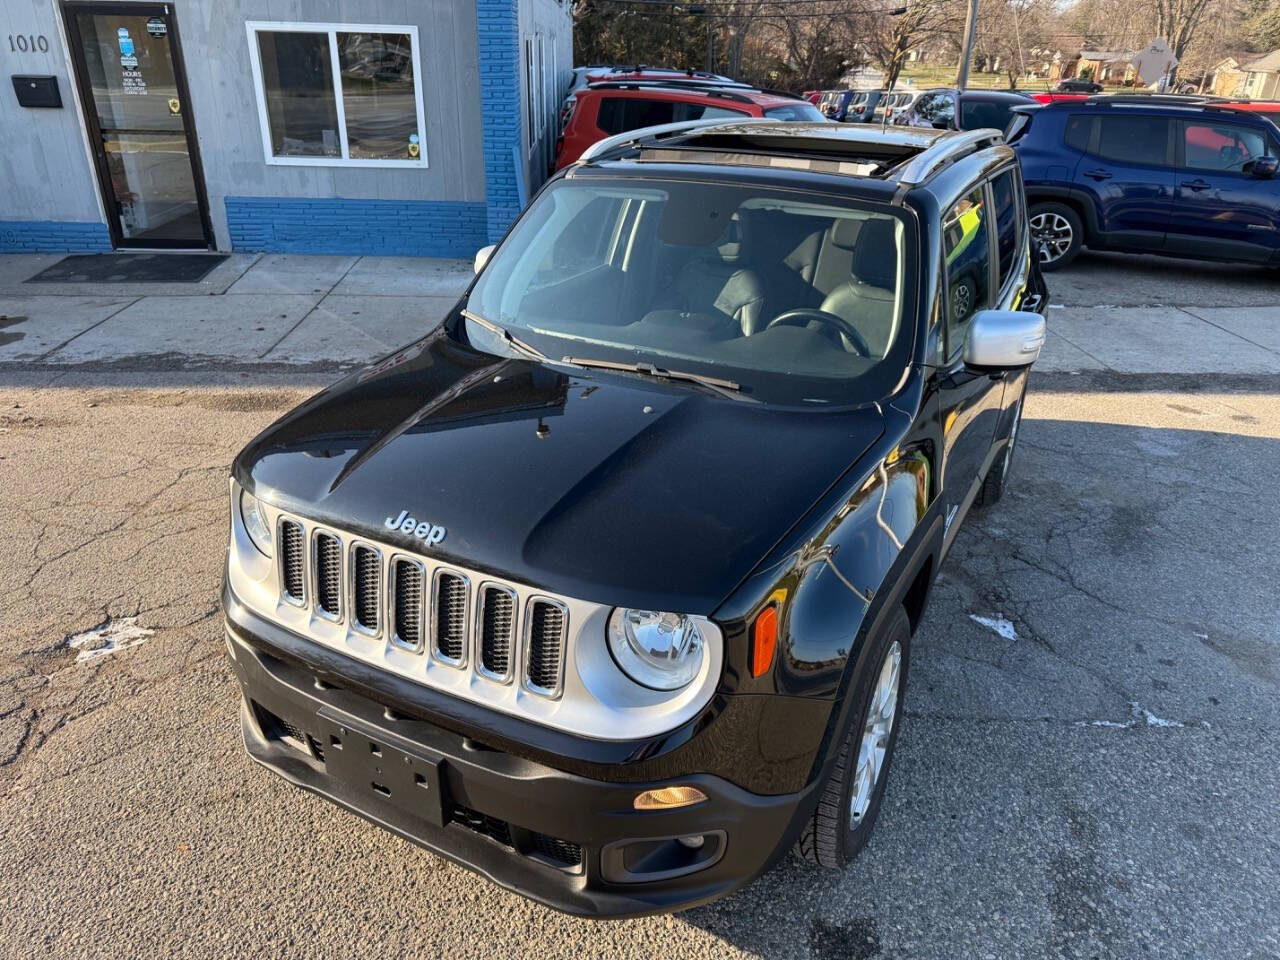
[476,0,524,243]
[224,197,488,257]
[0,220,111,253]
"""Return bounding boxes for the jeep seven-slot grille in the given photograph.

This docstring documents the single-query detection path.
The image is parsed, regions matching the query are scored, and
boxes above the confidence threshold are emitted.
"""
[526,601,567,694]
[269,514,567,697]
[313,533,342,618]
[478,586,516,680]
[352,546,381,633]
[433,572,468,664]
[391,559,424,649]
[279,520,306,603]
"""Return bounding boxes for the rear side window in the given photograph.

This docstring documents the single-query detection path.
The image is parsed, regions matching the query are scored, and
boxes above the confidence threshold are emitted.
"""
[1064,115,1092,151]
[595,98,676,135]
[960,99,1015,133]
[991,171,1020,287]
[1095,116,1170,166]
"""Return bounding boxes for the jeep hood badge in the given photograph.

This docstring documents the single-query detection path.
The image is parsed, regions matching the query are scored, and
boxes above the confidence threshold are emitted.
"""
[385,509,446,546]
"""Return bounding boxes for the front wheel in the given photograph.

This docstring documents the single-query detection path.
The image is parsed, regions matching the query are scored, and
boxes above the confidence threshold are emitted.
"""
[1029,202,1083,271]
[795,605,911,868]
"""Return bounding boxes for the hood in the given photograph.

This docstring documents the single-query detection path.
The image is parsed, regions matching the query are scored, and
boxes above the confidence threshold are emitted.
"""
[235,329,884,614]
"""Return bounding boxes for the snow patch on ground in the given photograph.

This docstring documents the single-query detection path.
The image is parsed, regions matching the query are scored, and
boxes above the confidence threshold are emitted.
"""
[1077,702,1187,730]
[67,617,154,664]
[969,614,1018,641]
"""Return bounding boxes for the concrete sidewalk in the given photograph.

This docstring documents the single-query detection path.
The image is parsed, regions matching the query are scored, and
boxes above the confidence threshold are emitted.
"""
[0,252,472,369]
[1,251,1278,374]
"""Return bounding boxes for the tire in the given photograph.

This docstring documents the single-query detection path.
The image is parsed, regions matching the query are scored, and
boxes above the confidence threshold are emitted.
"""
[1028,202,1083,271]
[950,272,976,323]
[795,605,911,868]
[976,392,1024,508]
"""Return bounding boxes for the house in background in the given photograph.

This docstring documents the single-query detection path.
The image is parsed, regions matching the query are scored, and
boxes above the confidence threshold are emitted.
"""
[1205,56,1247,97]
[1,0,571,257]
[1073,50,1135,85]
[1239,49,1280,99]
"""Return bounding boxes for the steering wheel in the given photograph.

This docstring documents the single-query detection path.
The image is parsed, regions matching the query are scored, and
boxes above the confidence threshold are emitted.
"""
[767,308,872,357]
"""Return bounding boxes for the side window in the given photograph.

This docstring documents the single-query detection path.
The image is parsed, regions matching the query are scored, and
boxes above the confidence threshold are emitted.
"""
[960,99,1013,133]
[595,97,676,136]
[1094,116,1171,166]
[1064,115,1092,151]
[943,187,992,357]
[1182,121,1276,173]
[914,93,939,121]
[991,171,1020,288]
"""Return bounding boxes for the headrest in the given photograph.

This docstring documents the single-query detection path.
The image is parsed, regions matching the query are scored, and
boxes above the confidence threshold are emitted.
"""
[715,212,747,264]
[851,219,898,290]
[830,218,862,250]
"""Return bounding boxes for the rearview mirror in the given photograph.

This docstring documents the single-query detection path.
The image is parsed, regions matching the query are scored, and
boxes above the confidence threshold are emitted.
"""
[964,309,1046,370]
[474,244,496,274]
[1249,156,1279,180]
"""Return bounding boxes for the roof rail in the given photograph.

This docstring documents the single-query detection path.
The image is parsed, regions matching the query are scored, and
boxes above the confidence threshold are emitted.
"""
[897,129,1003,185]
[586,79,755,93]
[578,117,782,164]
[1084,93,1222,106]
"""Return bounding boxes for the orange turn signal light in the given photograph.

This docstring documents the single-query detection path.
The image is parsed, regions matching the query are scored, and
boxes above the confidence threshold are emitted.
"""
[633,786,708,810]
[751,604,779,678]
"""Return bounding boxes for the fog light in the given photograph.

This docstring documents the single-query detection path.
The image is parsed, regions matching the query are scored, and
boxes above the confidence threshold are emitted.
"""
[677,834,705,849]
[633,785,708,811]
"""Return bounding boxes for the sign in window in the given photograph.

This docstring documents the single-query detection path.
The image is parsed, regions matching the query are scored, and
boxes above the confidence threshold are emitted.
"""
[247,22,427,167]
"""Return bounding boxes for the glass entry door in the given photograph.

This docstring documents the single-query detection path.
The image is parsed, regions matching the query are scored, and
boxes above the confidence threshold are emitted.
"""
[64,3,212,248]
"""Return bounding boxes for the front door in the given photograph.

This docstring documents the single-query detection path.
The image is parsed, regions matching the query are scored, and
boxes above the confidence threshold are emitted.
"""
[64,3,212,249]
[1166,118,1280,264]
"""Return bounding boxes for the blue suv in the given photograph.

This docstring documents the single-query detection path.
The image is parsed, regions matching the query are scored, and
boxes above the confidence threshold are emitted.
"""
[1011,97,1280,269]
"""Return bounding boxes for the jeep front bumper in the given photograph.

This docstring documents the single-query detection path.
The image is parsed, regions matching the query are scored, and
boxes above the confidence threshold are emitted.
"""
[223,604,820,917]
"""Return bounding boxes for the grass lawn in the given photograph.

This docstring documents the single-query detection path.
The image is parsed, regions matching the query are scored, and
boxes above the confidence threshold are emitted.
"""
[896,63,1126,93]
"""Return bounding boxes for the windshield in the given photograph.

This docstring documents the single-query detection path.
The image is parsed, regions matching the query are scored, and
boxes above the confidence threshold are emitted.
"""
[466,177,912,404]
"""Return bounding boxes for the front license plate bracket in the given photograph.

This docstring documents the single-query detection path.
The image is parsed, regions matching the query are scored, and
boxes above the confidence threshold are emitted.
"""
[314,708,446,828]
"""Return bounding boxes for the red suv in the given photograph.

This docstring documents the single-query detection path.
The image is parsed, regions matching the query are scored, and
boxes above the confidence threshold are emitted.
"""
[555,83,826,169]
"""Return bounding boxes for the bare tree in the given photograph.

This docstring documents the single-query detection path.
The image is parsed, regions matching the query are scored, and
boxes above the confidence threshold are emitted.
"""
[1154,0,1216,80]
[863,0,961,90]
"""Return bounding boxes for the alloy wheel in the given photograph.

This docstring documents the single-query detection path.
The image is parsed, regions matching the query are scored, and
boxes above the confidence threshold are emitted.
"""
[951,282,973,322]
[1030,212,1073,264]
[850,639,902,824]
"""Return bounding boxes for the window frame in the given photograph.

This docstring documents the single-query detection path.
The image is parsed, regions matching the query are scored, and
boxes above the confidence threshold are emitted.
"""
[245,20,428,169]
[1088,113,1176,168]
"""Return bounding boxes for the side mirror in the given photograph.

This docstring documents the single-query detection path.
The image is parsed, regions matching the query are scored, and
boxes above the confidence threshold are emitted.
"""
[964,309,1046,370]
[1249,156,1278,180]
[474,244,496,274]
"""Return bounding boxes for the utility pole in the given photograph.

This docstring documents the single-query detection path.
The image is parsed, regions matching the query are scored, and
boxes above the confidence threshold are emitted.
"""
[955,0,980,87]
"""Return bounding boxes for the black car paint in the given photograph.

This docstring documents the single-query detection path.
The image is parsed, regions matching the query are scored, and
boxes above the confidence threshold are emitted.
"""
[226,147,1043,914]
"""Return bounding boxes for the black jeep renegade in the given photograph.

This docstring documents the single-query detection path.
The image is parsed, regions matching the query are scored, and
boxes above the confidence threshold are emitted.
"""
[223,121,1048,917]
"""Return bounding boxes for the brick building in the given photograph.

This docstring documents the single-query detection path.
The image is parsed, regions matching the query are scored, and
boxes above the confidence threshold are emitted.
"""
[1,0,570,256]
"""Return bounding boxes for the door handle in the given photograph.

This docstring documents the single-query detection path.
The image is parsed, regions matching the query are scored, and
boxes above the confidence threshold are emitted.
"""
[1182,179,1211,191]
[1082,168,1112,181]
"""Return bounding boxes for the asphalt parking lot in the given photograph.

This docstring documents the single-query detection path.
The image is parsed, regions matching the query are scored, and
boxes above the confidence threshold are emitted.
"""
[1,252,1277,959]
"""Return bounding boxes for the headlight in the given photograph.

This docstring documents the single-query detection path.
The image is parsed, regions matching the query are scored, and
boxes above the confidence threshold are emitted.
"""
[239,488,273,557]
[607,609,705,691]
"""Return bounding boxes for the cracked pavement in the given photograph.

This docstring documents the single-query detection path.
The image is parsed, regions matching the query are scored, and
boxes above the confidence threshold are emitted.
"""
[1,265,1278,959]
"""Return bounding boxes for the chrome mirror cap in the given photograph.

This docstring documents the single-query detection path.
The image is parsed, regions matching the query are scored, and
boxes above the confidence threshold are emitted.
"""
[964,309,1046,370]
[474,244,496,274]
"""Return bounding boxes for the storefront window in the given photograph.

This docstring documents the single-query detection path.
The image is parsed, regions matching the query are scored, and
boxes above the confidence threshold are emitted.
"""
[247,22,426,166]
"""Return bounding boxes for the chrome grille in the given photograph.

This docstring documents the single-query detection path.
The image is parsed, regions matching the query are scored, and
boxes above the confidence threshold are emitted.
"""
[477,585,516,682]
[391,558,425,651]
[264,512,578,707]
[279,520,305,604]
[525,600,567,697]
[433,571,469,666]
[313,532,342,619]
[352,545,382,634]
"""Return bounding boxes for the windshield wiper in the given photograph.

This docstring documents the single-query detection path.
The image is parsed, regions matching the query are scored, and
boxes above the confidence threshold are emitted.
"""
[561,356,753,402]
[460,309,554,364]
